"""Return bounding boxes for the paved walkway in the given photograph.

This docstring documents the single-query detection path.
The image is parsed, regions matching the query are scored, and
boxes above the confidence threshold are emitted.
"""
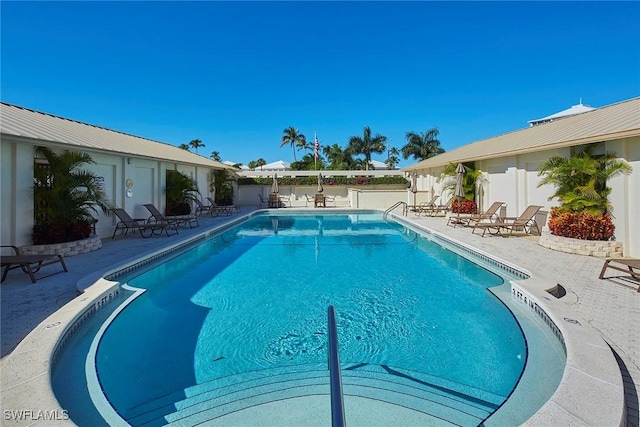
[407,214,639,427]
[1,209,638,425]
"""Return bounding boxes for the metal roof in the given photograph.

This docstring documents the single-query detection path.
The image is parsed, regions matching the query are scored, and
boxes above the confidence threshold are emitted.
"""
[405,97,640,171]
[0,102,230,169]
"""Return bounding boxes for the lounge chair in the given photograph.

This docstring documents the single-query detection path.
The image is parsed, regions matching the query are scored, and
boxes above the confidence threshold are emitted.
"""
[207,197,239,213]
[472,205,543,237]
[194,198,213,216]
[258,194,268,208]
[144,203,197,229]
[202,197,234,216]
[419,197,452,217]
[447,201,505,228]
[410,195,439,216]
[599,258,640,289]
[1,245,68,283]
[112,208,172,238]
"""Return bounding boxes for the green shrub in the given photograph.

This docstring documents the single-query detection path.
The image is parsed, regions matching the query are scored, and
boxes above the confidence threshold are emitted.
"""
[237,176,408,186]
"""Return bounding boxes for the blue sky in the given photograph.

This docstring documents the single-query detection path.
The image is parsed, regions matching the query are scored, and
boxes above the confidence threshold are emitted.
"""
[2,2,639,168]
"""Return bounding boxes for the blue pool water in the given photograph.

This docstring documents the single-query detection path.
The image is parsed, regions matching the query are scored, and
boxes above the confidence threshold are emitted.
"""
[52,212,558,426]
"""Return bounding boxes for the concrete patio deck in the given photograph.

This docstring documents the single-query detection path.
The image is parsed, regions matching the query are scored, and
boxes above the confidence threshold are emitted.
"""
[1,208,638,426]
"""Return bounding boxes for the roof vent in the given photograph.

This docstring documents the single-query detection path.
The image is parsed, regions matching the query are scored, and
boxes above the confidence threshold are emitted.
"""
[528,100,596,126]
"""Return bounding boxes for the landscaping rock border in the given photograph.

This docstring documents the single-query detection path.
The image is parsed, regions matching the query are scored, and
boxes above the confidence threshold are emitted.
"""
[20,235,102,257]
[538,230,623,257]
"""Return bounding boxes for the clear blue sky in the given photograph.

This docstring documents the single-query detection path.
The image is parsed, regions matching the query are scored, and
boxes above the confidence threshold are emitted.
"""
[2,1,639,168]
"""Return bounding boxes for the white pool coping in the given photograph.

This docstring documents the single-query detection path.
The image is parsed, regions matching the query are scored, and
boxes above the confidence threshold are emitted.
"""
[0,210,625,426]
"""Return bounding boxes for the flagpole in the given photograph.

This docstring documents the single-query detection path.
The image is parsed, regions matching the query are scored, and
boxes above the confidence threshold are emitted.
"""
[314,130,318,171]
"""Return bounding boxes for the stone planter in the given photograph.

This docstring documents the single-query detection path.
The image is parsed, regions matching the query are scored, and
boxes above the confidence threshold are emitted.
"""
[538,230,622,257]
[20,235,102,257]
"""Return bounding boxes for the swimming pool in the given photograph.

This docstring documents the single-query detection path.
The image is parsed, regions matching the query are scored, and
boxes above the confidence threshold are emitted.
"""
[52,211,565,426]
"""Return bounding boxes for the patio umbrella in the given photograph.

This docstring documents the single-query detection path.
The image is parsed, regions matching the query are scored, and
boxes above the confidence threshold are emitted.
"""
[317,172,324,193]
[271,173,279,194]
[410,170,418,206]
[454,163,466,201]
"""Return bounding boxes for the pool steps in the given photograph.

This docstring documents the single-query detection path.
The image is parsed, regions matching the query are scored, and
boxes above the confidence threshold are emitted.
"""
[122,362,503,426]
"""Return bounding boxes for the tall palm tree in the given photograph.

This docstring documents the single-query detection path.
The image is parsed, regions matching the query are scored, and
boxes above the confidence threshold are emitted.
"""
[538,145,632,215]
[210,151,221,162]
[189,139,205,154]
[348,126,387,170]
[323,144,352,170]
[255,158,266,171]
[402,128,444,161]
[280,127,306,162]
[178,143,190,151]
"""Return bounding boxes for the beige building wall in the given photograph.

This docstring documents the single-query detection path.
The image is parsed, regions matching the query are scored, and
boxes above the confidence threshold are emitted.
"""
[414,139,639,257]
[0,138,221,246]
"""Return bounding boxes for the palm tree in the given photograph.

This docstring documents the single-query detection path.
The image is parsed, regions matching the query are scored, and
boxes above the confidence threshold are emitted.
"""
[386,147,400,169]
[33,147,111,244]
[348,126,387,170]
[538,145,632,215]
[255,158,266,171]
[178,143,190,151]
[165,170,199,215]
[210,151,221,162]
[280,127,306,162]
[189,139,205,154]
[441,162,483,201]
[323,144,352,170]
[402,128,444,161]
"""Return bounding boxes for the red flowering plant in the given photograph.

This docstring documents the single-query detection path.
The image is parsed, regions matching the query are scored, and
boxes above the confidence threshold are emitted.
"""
[547,207,614,241]
[451,199,478,214]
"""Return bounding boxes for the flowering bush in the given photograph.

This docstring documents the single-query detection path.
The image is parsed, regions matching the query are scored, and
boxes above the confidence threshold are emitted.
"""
[547,207,614,241]
[451,199,477,214]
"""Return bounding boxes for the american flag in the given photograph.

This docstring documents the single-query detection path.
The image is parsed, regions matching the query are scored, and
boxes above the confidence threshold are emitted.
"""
[314,132,319,160]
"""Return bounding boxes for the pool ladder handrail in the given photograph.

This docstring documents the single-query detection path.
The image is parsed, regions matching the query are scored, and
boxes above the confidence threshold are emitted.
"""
[327,305,346,427]
[383,201,407,219]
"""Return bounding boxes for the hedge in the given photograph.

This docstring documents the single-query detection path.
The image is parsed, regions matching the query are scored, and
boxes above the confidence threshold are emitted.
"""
[237,176,409,186]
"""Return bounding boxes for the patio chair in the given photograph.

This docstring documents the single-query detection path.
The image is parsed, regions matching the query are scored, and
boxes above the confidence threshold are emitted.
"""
[599,258,640,290]
[1,245,68,283]
[472,205,543,237]
[304,194,315,207]
[447,201,505,228]
[144,203,197,229]
[203,197,234,216]
[275,195,290,208]
[258,194,268,208]
[419,197,452,217]
[112,208,172,239]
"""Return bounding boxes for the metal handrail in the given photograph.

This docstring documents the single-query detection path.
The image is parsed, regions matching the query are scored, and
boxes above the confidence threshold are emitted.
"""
[327,305,346,427]
[383,201,407,219]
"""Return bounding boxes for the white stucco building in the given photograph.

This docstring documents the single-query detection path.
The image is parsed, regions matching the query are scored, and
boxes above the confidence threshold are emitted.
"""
[0,102,231,247]
[404,97,640,257]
